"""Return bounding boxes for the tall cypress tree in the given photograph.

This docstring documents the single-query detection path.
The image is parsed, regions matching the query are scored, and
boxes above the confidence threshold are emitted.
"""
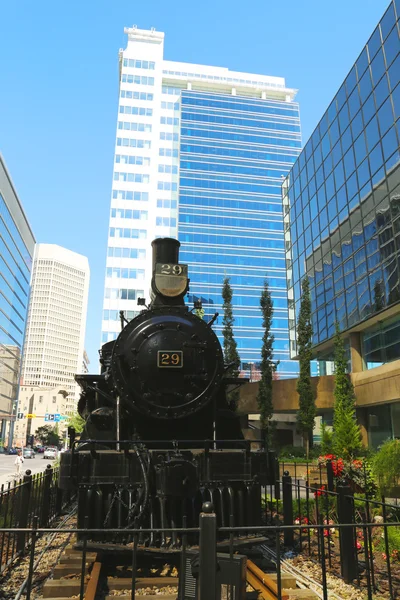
[256,280,277,436]
[333,322,362,460]
[296,276,316,455]
[222,277,241,409]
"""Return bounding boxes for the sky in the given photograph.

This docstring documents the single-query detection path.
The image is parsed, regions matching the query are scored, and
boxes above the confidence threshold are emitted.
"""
[0,0,391,367]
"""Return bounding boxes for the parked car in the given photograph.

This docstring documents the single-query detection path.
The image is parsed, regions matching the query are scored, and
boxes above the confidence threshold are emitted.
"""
[8,447,17,455]
[43,447,57,460]
[35,446,45,453]
[23,448,35,459]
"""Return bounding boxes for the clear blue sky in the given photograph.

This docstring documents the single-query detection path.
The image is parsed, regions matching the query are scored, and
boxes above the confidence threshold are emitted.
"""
[0,0,390,367]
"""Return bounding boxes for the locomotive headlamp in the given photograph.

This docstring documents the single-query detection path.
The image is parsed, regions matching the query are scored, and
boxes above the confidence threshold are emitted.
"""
[194,299,202,310]
[151,238,189,305]
[137,297,147,306]
[154,262,188,297]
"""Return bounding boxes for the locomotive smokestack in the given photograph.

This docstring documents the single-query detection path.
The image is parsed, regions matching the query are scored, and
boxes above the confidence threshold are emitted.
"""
[151,238,180,271]
[150,238,189,306]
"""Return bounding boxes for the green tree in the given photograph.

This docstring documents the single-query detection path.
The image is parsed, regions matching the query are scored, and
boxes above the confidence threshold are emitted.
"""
[320,422,334,455]
[35,425,60,447]
[67,413,86,434]
[296,276,316,456]
[333,322,362,460]
[256,280,277,437]
[222,277,241,410]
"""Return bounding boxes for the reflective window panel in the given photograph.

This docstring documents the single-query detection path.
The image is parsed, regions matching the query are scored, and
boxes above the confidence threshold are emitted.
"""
[179,90,301,377]
[284,0,400,358]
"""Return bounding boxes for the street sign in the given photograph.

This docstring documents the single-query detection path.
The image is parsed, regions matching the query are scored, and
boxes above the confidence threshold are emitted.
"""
[45,414,63,422]
[26,414,36,418]
[17,413,24,419]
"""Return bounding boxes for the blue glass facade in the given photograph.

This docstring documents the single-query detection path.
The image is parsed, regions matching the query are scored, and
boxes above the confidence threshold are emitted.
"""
[284,1,400,365]
[0,156,35,427]
[178,90,301,377]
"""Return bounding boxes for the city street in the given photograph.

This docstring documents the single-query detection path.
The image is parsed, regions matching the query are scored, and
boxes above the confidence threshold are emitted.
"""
[0,454,56,488]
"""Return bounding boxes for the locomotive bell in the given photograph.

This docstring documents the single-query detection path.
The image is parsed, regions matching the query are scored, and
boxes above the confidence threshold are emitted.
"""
[151,238,189,305]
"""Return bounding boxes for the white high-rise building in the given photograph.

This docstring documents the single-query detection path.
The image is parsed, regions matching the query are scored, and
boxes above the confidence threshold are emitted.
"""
[102,27,301,377]
[19,244,90,415]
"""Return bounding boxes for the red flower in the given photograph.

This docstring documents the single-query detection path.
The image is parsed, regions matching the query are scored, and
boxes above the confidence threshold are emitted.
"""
[314,485,326,497]
[356,541,362,550]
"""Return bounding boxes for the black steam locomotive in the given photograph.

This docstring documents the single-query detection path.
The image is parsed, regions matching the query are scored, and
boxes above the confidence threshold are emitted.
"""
[59,238,272,547]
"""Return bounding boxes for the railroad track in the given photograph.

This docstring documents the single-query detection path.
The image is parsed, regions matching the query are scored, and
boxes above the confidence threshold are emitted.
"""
[9,517,338,600]
[10,507,78,600]
[42,547,179,600]
[259,544,347,600]
[246,558,321,599]
[40,547,321,600]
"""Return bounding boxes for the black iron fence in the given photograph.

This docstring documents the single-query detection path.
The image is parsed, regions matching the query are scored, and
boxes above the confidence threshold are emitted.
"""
[1,516,399,600]
[0,466,72,573]
[0,459,399,599]
[268,463,400,599]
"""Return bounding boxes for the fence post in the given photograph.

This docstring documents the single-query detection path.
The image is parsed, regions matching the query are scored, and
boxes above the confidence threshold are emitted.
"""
[40,465,53,527]
[17,469,32,554]
[199,501,217,600]
[282,470,294,547]
[274,456,281,501]
[326,459,334,492]
[337,483,357,583]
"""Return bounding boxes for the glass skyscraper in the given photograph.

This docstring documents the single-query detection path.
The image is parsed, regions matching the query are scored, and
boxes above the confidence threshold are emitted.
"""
[0,154,35,440]
[283,0,399,444]
[284,0,400,355]
[102,26,301,377]
[179,91,301,376]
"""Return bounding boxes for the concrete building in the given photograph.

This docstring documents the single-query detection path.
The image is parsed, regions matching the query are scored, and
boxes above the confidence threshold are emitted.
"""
[13,386,69,447]
[0,155,35,445]
[17,244,90,437]
[279,0,400,447]
[102,26,301,378]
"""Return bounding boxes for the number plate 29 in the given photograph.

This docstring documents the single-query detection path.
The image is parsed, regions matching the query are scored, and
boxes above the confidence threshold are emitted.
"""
[157,351,183,368]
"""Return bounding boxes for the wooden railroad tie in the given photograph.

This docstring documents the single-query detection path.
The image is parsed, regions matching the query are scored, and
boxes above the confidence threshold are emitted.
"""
[246,559,319,600]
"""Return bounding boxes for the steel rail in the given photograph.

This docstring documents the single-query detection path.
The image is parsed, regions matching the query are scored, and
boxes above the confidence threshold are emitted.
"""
[13,505,77,600]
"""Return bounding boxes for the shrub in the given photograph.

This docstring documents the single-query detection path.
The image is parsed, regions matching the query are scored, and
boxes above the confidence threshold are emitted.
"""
[321,422,334,455]
[279,446,307,459]
[373,439,400,496]
[376,525,400,559]
[309,444,323,460]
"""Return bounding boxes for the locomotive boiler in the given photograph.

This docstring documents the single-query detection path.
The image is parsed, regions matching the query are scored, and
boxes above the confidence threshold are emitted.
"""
[59,238,273,547]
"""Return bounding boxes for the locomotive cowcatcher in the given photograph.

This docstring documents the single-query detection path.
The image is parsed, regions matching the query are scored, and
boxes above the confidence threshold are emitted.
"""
[59,238,275,548]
